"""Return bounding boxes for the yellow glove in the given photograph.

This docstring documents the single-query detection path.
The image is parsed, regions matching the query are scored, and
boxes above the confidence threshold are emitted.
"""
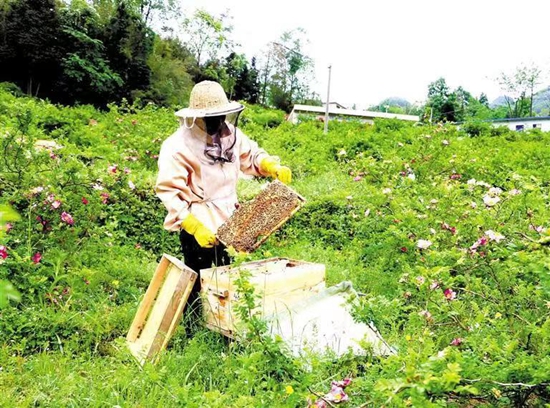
[260,157,292,184]
[181,214,217,248]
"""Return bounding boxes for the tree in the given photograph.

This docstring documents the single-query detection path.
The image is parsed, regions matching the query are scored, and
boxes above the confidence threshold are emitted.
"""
[133,0,179,28]
[0,0,63,97]
[222,52,246,99]
[233,57,260,104]
[454,86,472,121]
[258,28,315,111]
[497,64,542,118]
[426,77,458,122]
[102,1,155,102]
[479,93,489,107]
[142,36,194,107]
[87,0,179,30]
[54,1,122,105]
[181,9,234,68]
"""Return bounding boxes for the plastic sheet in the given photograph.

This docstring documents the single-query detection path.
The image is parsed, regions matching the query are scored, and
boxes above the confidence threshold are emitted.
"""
[266,281,395,357]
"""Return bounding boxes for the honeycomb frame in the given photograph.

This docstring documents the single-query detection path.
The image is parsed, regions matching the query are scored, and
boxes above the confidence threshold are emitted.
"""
[216,180,305,253]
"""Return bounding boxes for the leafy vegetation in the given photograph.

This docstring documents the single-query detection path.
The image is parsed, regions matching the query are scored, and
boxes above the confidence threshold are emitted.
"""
[1,88,550,406]
[0,0,317,111]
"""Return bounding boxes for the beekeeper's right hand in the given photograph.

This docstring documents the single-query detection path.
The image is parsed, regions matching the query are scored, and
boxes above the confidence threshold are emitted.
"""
[181,214,217,248]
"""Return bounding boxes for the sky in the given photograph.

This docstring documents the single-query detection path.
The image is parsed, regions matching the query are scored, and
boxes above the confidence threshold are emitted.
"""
[179,0,550,109]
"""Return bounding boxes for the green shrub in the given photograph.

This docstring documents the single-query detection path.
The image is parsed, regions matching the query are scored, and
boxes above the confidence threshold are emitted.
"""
[461,120,492,137]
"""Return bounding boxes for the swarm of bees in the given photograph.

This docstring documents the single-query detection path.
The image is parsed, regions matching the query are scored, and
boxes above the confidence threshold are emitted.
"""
[217,180,305,253]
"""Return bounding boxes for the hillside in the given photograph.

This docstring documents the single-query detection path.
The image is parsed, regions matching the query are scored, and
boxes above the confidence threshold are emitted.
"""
[1,89,550,406]
[491,87,550,115]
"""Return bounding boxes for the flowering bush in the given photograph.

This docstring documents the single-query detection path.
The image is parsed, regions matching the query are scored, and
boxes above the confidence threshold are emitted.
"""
[1,88,549,406]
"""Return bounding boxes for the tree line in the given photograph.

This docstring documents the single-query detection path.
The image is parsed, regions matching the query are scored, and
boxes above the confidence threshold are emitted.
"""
[368,65,546,123]
[0,0,317,111]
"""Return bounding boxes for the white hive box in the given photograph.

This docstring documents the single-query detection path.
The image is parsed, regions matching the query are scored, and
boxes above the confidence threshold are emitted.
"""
[200,258,325,337]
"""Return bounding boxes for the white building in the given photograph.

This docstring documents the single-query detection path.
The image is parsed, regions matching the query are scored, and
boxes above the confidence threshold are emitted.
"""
[490,116,550,131]
[287,104,420,124]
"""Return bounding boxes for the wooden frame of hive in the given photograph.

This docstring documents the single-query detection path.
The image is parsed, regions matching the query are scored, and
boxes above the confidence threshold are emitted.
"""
[126,254,197,365]
[201,257,326,338]
[216,180,306,253]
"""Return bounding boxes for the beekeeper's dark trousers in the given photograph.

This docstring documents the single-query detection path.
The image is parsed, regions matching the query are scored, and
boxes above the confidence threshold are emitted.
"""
[179,230,231,330]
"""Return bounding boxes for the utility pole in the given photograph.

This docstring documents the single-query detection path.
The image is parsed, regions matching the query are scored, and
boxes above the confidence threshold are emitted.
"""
[324,65,332,134]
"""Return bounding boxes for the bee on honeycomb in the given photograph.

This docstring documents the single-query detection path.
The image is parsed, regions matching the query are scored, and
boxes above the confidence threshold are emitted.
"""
[217,180,305,252]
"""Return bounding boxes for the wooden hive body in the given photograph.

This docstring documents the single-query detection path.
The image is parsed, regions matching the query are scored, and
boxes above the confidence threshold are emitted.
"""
[127,254,197,365]
[200,258,325,337]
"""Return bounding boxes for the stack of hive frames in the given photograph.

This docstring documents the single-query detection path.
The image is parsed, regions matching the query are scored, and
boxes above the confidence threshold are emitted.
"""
[216,180,306,253]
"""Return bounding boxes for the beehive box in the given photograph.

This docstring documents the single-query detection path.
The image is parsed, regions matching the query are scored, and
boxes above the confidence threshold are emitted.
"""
[127,254,197,365]
[216,180,305,253]
[200,258,325,337]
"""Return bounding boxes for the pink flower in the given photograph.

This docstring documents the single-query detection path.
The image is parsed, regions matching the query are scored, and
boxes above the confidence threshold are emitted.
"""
[0,245,7,259]
[419,310,433,322]
[325,384,349,403]
[100,193,110,204]
[353,175,362,181]
[61,212,74,226]
[31,186,44,195]
[430,281,440,290]
[333,378,352,388]
[82,197,89,205]
[441,222,456,234]
[444,288,457,300]
[108,164,118,174]
[5,223,13,233]
[450,173,461,180]
[51,200,62,209]
[32,252,42,264]
[46,193,55,203]
[400,246,408,253]
[124,167,131,174]
[470,236,488,251]
[450,337,463,346]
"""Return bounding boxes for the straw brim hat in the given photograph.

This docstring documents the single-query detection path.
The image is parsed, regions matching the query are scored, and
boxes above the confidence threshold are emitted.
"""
[175,81,244,118]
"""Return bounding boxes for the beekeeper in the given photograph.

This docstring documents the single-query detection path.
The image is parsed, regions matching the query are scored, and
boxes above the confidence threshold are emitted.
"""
[155,80,291,279]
